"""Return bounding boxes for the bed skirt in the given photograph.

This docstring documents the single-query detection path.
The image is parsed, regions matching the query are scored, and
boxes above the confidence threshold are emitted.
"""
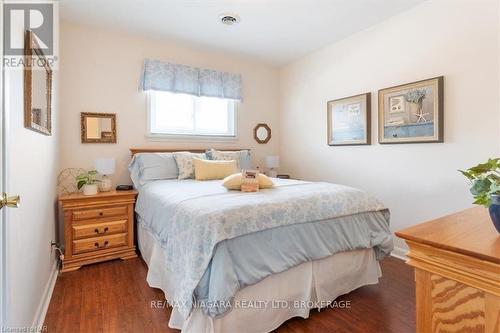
[138,223,381,333]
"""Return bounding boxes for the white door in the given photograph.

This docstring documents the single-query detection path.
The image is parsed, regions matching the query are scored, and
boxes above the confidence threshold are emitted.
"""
[1,1,59,328]
[0,0,4,325]
[0,0,21,326]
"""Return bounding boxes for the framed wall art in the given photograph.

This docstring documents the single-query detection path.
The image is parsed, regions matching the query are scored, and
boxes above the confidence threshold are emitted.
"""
[378,76,443,144]
[327,93,371,146]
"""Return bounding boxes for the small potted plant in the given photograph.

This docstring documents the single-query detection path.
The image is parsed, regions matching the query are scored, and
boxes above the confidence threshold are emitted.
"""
[460,158,500,232]
[76,170,100,196]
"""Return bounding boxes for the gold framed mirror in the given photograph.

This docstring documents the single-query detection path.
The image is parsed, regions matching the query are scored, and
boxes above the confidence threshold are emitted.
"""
[81,112,117,143]
[24,30,53,135]
[253,123,272,144]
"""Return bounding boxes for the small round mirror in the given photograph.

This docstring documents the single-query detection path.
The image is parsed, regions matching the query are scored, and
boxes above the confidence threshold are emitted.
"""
[253,123,271,144]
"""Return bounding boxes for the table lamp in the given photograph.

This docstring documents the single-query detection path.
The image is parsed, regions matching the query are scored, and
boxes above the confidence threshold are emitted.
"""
[95,157,115,192]
[265,155,280,178]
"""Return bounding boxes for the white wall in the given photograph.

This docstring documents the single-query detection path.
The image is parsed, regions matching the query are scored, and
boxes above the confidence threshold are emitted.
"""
[4,23,59,327]
[59,22,280,184]
[279,0,500,250]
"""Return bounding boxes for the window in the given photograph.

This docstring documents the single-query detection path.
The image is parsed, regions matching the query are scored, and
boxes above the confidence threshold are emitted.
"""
[148,91,236,139]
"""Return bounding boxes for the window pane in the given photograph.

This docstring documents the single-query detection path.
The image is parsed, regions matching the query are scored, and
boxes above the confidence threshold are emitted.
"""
[153,92,193,132]
[149,91,235,136]
[195,97,231,134]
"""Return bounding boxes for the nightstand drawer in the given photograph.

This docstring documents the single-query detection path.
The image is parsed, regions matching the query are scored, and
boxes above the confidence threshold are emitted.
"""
[73,233,128,255]
[72,220,127,239]
[72,205,128,221]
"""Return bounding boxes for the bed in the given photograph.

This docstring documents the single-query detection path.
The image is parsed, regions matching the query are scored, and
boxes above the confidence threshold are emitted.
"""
[129,148,393,333]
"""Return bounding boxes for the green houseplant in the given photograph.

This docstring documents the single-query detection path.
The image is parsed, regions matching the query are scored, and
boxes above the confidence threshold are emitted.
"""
[76,170,100,196]
[459,158,500,232]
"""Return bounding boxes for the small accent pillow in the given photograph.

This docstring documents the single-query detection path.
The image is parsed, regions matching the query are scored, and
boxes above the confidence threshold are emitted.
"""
[222,173,274,190]
[206,150,251,170]
[173,152,206,180]
[193,158,238,180]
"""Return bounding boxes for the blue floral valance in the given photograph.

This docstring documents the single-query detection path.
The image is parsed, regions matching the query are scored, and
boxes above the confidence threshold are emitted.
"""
[139,59,242,100]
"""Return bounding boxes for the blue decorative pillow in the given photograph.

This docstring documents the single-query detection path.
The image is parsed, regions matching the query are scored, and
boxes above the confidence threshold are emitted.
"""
[206,149,252,170]
[128,153,179,187]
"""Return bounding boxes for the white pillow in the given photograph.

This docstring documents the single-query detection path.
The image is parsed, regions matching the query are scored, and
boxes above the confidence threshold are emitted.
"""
[173,152,206,179]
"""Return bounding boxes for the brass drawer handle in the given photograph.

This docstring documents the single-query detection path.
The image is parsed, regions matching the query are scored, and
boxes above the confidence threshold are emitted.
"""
[94,227,109,234]
[94,241,109,249]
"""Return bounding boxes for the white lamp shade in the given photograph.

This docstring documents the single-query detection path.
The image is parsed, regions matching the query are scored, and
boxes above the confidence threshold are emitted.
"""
[265,156,280,169]
[95,158,115,175]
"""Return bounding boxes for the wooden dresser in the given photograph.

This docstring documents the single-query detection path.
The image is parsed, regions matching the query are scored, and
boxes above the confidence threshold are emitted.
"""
[59,190,138,273]
[396,207,500,333]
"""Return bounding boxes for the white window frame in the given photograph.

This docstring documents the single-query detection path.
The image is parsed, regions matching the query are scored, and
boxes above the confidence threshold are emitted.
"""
[146,91,238,142]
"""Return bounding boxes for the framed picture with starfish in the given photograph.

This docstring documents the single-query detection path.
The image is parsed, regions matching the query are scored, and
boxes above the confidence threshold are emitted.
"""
[378,76,443,144]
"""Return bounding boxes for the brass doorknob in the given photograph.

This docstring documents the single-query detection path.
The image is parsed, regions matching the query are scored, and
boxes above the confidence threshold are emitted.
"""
[0,193,20,209]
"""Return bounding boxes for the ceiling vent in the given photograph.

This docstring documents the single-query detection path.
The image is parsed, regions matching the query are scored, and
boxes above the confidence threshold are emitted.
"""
[219,14,240,26]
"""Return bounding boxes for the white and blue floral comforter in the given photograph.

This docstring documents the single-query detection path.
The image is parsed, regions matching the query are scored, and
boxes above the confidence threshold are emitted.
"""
[136,178,392,319]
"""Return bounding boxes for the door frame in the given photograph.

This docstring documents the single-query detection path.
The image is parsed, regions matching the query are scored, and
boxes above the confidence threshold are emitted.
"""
[0,0,7,327]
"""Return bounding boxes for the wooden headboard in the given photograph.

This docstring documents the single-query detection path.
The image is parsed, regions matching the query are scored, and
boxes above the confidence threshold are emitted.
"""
[130,148,250,156]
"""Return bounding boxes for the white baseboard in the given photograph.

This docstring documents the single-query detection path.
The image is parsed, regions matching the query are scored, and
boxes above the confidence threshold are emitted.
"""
[390,246,408,261]
[32,260,58,329]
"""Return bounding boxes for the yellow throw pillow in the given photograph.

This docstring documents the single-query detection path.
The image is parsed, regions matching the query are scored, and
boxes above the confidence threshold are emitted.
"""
[194,158,238,180]
[258,174,274,189]
[222,173,274,190]
[222,173,244,190]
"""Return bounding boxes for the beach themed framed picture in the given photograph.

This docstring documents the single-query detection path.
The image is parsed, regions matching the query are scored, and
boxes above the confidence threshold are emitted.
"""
[327,93,371,146]
[378,76,444,144]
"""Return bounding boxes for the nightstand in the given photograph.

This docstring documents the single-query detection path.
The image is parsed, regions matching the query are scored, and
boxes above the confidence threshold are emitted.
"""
[58,190,138,273]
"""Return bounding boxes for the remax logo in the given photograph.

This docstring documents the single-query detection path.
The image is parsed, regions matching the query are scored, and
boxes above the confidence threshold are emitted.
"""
[3,2,54,56]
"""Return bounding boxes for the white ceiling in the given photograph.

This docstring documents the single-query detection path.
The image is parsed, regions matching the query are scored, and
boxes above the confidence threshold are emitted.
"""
[59,0,425,65]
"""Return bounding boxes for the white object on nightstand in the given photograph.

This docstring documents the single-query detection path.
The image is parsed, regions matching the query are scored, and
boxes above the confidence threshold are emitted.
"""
[95,157,115,192]
[82,184,98,196]
[265,155,280,178]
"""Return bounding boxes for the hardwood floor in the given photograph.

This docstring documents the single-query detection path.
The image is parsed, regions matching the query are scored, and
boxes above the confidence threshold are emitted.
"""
[44,256,415,333]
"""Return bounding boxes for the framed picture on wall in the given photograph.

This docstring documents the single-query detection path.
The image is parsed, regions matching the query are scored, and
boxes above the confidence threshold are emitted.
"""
[327,93,371,146]
[378,76,444,144]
